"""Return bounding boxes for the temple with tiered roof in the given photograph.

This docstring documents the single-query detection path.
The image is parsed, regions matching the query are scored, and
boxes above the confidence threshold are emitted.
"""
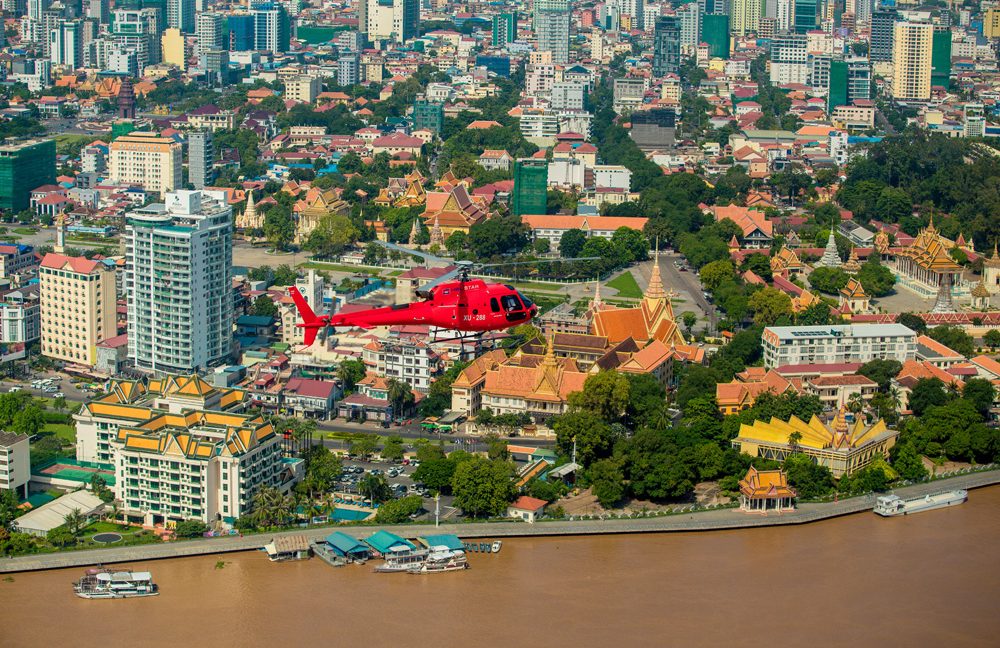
[732,410,898,478]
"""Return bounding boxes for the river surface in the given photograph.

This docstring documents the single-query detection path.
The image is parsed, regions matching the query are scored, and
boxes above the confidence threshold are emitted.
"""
[2,487,1000,648]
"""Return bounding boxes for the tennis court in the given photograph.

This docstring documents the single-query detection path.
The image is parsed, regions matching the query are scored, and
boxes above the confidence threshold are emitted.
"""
[34,459,116,486]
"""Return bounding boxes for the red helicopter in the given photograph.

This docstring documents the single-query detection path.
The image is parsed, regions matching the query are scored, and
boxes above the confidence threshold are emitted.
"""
[289,243,595,345]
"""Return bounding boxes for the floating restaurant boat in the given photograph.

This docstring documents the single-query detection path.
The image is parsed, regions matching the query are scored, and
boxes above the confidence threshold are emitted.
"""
[373,545,430,573]
[264,535,311,562]
[73,569,159,599]
[407,547,469,574]
[874,490,968,517]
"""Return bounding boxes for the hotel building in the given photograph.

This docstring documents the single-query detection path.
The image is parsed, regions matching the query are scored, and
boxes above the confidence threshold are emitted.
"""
[39,253,117,366]
[109,131,183,195]
[75,375,293,525]
[125,190,233,374]
[761,324,917,369]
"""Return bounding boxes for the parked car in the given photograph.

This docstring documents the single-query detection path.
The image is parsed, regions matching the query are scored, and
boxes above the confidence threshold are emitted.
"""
[8,386,21,393]
[43,386,58,393]
[53,392,64,398]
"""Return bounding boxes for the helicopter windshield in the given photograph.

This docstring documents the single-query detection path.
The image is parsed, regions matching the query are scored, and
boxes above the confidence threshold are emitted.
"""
[516,291,534,308]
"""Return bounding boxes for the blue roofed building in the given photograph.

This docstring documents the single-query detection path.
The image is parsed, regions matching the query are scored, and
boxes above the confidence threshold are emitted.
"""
[365,530,415,556]
[325,531,370,560]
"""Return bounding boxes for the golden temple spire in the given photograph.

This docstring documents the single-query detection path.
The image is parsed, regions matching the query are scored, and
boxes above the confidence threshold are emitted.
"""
[646,238,666,300]
[543,332,556,364]
[593,279,602,307]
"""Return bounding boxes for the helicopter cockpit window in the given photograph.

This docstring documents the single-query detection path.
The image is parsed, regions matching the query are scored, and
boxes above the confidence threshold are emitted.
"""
[501,295,522,312]
[517,291,534,308]
[490,298,500,313]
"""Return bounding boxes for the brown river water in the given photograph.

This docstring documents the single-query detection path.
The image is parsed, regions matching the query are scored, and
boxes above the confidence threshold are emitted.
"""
[2,487,1000,648]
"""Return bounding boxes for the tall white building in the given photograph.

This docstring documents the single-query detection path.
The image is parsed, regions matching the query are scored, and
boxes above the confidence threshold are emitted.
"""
[776,0,793,32]
[167,0,195,33]
[678,3,700,54]
[550,81,586,110]
[535,0,571,64]
[50,19,83,68]
[280,269,324,345]
[195,12,223,57]
[363,0,419,44]
[770,33,809,85]
[125,190,234,374]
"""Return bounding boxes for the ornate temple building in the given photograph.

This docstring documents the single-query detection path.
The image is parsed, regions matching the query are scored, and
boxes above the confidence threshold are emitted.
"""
[817,229,842,268]
[373,171,427,208]
[738,467,796,514]
[477,335,589,421]
[420,184,492,238]
[892,220,964,312]
[873,228,891,258]
[842,247,862,274]
[983,244,1000,297]
[731,410,899,478]
[294,187,351,245]
[971,276,991,310]
[839,277,870,314]
[235,190,264,232]
[790,289,821,313]
[592,253,686,347]
[770,245,805,279]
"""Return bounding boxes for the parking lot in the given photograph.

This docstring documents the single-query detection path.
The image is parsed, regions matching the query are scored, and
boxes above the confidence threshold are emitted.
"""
[0,372,94,403]
[336,458,459,522]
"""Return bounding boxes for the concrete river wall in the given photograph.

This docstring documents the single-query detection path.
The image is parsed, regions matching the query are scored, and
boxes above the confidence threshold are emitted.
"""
[4,469,998,573]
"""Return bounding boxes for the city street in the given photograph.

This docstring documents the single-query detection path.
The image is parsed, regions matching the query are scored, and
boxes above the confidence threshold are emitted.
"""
[628,251,718,334]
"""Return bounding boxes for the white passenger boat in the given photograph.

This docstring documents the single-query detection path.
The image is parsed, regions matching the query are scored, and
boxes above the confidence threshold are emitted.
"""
[374,545,429,573]
[874,490,968,517]
[74,569,159,599]
[407,547,469,574]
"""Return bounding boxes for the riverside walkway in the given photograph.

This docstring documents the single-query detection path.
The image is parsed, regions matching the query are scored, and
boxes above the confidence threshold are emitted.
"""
[4,470,998,573]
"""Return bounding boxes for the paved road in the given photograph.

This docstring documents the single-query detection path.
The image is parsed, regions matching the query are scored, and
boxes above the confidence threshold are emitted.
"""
[5,470,996,573]
[628,252,716,334]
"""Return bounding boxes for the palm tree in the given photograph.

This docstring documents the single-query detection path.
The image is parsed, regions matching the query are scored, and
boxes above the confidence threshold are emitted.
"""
[788,431,802,456]
[386,378,414,420]
[63,508,84,536]
[846,392,865,415]
[251,486,292,529]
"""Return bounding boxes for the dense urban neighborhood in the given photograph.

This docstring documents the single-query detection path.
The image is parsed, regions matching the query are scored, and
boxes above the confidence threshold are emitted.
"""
[0,0,998,594]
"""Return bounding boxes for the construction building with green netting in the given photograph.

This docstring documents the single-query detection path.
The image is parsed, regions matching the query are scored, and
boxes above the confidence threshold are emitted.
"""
[0,138,56,213]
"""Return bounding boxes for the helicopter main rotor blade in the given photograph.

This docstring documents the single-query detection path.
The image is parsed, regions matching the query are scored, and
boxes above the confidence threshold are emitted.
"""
[476,256,601,269]
[415,266,464,295]
[373,240,450,266]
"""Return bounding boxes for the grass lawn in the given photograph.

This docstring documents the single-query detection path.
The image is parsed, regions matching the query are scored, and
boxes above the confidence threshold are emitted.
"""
[606,271,643,299]
[13,227,36,235]
[43,423,75,444]
[82,521,132,534]
[299,261,397,275]
[524,291,565,314]
[55,134,93,155]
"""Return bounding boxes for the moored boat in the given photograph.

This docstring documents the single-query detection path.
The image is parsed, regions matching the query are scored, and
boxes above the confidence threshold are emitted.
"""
[374,545,429,573]
[407,547,469,574]
[491,540,502,553]
[874,490,968,517]
[74,569,159,599]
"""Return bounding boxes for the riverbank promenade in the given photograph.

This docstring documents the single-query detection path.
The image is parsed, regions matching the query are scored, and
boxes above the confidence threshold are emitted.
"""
[4,470,998,573]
